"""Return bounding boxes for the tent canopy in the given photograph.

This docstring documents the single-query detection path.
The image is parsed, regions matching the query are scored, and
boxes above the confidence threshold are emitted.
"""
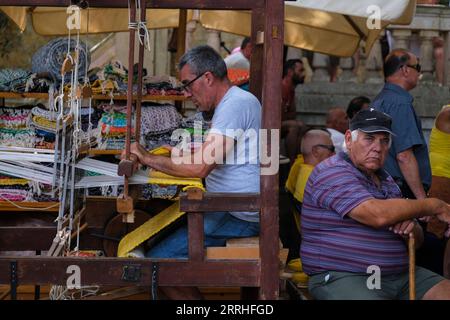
[1,0,416,57]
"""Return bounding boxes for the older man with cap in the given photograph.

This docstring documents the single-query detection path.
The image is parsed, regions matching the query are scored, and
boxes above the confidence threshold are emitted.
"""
[300,108,450,300]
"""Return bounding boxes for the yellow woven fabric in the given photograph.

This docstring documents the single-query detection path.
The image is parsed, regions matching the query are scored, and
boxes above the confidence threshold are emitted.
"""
[117,201,185,257]
[149,146,171,157]
[32,116,56,129]
[293,163,314,203]
[147,170,204,189]
[0,178,29,185]
[285,154,304,194]
[146,146,205,188]
[430,126,450,179]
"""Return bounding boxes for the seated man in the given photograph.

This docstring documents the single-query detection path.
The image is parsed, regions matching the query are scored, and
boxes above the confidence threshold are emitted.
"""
[325,107,348,154]
[123,45,261,299]
[284,129,335,274]
[293,129,335,208]
[300,108,450,300]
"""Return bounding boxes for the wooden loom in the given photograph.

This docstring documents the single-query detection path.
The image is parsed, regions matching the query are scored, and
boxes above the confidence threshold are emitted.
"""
[0,0,283,299]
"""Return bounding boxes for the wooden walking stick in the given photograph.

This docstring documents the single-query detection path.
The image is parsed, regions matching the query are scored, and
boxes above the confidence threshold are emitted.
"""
[408,233,416,300]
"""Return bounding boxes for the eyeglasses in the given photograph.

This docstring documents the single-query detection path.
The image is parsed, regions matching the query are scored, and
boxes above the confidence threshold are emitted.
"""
[314,144,335,153]
[404,63,421,73]
[180,72,207,93]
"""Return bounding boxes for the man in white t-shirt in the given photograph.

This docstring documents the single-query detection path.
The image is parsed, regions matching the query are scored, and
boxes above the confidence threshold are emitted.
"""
[326,107,348,154]
[123,45,261,299]
[224,37,252,70]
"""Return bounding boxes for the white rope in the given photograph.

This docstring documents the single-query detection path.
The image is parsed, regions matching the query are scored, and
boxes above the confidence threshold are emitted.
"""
[128,0,151,51]
[49,284,100,300]
[0,194,59,211]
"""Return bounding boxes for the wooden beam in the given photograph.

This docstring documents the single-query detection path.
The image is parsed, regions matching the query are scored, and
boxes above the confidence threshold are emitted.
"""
[0,227,56,251]
[259,0,284,300]
[180,193,260,212]
[0,257,260,287]
[249,7,265,101]
[0,226,105,251]
[148,0,264,10]
[0,0,264,9]
[175,9,187,66]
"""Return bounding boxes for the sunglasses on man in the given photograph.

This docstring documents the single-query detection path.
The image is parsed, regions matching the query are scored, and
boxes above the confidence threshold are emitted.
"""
[314,144,335,153]
[403,63,421,73]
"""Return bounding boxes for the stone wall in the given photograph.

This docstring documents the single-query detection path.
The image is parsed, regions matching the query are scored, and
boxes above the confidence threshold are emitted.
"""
[296,82,450,144]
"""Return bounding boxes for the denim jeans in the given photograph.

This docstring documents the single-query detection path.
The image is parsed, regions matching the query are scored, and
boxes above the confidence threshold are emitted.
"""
[146,212,260,259]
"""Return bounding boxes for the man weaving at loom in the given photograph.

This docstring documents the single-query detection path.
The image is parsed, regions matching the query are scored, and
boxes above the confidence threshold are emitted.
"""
[121,45,261,299]
[300,109,450,300]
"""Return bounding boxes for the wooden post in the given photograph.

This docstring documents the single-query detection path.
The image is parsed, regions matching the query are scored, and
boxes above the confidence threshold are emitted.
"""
[135,1,146,144]
[259,0,284,300]
[187,188,204,261]
[249,7,265,101]
[176,9,187,66]
[118,0,137,223]
[124,0,136,194]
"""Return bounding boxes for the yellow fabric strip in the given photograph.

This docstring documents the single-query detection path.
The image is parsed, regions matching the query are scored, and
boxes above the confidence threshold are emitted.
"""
[0,179,29,185]
[117,201,185,257]
[285,154,304,194]
[147,170,204,189]
[146,147,204,188]
[429,126,450,179]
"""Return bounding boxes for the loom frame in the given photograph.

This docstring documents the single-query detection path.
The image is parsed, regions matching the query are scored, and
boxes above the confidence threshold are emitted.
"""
[0,0,283,300]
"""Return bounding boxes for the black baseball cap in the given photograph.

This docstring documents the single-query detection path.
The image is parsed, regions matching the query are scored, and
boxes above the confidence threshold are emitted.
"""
[349,108,394,135]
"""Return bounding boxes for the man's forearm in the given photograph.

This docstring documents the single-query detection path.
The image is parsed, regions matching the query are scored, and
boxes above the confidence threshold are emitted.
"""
[352,198,446,228]
[397,151,427,199]
[142,153,210,178]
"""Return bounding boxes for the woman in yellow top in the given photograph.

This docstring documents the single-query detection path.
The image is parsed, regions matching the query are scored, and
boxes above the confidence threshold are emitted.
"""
[428,105,450,278]
[429,104,450,205]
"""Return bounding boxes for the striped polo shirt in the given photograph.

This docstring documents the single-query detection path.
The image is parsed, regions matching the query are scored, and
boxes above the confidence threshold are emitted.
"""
[300,152,408,275]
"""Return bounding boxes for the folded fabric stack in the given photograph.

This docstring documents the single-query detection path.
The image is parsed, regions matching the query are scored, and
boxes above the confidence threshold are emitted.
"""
[0,107,36,148]
[144,75,183,96]
[141,103,182,150]
[0,175,32,202]
[0,68,55,93]
[98,110,134,138]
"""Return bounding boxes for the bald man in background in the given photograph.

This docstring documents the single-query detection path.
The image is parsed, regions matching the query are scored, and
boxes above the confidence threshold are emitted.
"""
[293,129,336,204]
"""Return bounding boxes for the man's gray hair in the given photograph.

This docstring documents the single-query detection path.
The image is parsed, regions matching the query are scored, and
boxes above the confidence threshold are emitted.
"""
[350,129,392,148]
[178,45,228,79]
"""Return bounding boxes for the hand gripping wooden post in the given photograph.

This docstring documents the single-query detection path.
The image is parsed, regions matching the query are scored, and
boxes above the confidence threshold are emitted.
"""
[409,233,416,300]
